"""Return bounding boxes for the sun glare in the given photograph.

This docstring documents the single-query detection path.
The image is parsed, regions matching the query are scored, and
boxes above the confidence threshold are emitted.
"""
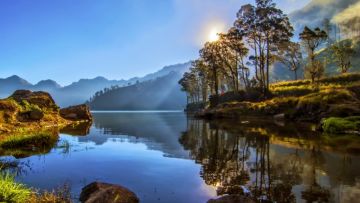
[208,28,220,42]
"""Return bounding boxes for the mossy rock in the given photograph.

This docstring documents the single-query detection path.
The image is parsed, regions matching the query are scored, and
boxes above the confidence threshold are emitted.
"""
[322,116,360,134]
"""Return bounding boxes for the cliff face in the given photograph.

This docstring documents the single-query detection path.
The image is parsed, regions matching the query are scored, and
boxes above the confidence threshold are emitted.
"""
[0,90,92,134]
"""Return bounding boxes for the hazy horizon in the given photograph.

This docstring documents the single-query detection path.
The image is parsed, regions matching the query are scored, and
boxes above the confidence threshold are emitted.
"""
[0,0,311,86]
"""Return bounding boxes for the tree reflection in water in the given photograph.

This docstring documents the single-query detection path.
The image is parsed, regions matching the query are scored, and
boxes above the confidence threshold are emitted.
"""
[180,117,360,203]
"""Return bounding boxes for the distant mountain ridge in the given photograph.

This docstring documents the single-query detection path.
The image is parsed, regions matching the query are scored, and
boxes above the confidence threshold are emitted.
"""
[0,62,191,107]
[88,71,186,110]
[289,0,358,36]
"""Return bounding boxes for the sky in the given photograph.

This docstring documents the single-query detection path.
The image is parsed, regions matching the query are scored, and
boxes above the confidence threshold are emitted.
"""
[0,0,311,86]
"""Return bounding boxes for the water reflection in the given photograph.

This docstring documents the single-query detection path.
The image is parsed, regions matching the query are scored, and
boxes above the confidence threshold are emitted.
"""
[180,117,360,203]
[80,112,189,158]
[0,113,359,203]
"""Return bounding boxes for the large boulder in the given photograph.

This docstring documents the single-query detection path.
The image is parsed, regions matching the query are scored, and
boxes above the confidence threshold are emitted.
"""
[79,182,139,203]
[10,90,58,110]
[60,104,92,121]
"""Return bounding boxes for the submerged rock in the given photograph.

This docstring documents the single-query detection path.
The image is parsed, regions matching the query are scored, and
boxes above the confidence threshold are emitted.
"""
[60,104,92,121]
[79,182,139,203]
[207,195,255,203]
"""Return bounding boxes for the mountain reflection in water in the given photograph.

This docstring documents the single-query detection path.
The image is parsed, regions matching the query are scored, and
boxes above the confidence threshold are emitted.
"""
[0,112,359,203]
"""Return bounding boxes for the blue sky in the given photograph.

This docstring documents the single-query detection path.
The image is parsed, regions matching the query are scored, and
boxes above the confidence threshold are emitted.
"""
[0,0,310,85]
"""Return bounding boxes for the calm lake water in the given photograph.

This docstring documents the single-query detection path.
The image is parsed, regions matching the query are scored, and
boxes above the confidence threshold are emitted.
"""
[1,112,360,203]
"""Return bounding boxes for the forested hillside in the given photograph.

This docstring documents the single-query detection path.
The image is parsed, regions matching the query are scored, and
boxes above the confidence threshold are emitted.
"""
[0,62,190,107]
[271,38,360,81]
[88,72,186,110]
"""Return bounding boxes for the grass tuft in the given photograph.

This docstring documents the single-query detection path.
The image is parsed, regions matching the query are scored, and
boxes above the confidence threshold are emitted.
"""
[0,172,32,203]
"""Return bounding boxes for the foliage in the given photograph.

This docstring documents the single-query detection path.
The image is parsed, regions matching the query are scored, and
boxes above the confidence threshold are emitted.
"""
[29,184,72,203]
[0,172,72,203]
[331,40,356,73]
[276,41,303,80]
[322,116,360,134]
[299,26,327,82]
[0,133,58,149]
[0,173,32,203]
[179,0,295,106]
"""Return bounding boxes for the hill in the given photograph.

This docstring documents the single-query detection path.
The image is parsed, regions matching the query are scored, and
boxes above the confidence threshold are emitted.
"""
[289,0,358,36]
[0,62,191,107]
[88,71,186,110]
[196,73,360,134]
[271,38,360,81]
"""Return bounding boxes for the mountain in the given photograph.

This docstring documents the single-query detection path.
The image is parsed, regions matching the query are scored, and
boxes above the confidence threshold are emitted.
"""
[54,77,127,107]
[270,0,360,82]
[0,62,191,107]
[33,80,62,91]
[271,38,360,81]
[0,75,32,98]
[289,0,358,35]
[88,71,186,110]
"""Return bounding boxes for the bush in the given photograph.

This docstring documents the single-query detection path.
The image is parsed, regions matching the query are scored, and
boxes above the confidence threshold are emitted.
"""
[322,116,360,134]
[209,89,265,108]
[185,102,206,112]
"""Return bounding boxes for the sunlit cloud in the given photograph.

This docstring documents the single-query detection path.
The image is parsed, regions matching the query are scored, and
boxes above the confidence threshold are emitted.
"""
[332,1,360,24]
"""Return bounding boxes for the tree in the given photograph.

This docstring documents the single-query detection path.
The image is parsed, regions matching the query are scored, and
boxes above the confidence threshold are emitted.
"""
[234,0,293,95]
[179,71,198,104]
[331,40,355,73]
[192,59,210,102]
[299,26,327,82]
[219,28,249,90]
[200,42,223,97]
[277,42,303,80]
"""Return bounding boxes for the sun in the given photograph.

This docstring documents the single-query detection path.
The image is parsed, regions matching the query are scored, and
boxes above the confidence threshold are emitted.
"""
[208,28,220,42]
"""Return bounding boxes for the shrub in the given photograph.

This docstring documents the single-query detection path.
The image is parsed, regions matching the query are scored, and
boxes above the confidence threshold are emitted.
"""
[322,116,360,134]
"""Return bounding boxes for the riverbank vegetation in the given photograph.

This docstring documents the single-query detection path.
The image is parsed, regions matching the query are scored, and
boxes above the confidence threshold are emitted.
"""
[178,0,360,134]
[0,172,71,203]
[0,90,92,156]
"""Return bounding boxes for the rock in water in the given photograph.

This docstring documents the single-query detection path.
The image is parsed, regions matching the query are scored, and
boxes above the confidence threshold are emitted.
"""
[60,104,92,121]
[207,195,255,203]
[79,182,139,203]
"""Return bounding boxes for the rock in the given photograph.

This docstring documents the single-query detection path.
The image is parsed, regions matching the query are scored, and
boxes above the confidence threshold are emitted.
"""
[29,109,44,120]
[60,104,92,121]
[79,182,139,203]
[274,113,285,120]
[207,195,255,203]
[10,90,58,110]
[17,109,44,121]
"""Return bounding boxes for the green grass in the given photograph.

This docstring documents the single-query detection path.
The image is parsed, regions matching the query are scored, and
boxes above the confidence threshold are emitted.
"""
[0,133,58,149]
[0,173,32,203]
[322,116,360,134]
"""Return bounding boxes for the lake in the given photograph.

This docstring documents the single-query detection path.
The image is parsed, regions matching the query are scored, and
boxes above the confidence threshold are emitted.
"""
[1,112,360,203]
